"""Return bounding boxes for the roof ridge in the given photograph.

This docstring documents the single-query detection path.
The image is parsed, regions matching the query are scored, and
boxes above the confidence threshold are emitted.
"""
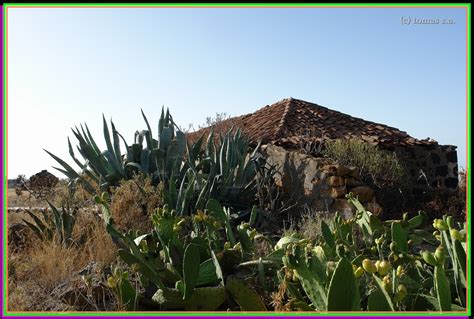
[274,97,294,139]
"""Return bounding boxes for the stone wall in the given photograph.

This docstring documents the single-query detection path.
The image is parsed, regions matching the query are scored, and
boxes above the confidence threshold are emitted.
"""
[392,144,458,194]
[263,144,382,218]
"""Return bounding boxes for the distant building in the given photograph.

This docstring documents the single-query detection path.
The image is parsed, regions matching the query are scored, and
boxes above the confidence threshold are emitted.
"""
[188,97,458,193]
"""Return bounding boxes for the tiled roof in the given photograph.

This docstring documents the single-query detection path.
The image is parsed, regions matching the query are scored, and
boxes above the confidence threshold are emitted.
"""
[187,98,438,148]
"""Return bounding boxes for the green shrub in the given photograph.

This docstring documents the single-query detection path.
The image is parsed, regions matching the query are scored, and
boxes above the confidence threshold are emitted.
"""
[323,139,406,188]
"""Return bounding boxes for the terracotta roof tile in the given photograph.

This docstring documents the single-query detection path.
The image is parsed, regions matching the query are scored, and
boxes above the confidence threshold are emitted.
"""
[187,98,438,148]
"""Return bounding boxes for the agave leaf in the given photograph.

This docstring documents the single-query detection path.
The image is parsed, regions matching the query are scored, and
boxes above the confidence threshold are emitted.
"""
[24,209,48,234]
[44,150,80,179]
[111,120,125,175]
[159,127,173,151]
[84,123,102,154]
[22,219,44,241]
[141,109,153,144]
[141,149,151,174]
[67,137,86,169]
[176,131,186,158]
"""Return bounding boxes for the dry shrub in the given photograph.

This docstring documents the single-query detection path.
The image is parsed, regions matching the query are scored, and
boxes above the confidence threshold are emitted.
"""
[72,211,118,268]
[109,174,162,233]
[29,241,77,291]
[49,179,96,209]
[324,138,407,188]
[282,207,334,242]
[8,210,118,311]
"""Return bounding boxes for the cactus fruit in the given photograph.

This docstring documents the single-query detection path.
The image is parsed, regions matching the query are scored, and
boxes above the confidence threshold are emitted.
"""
[446,216,454,229]
[354,266,364,278]
[382,275,392,293]
[376,260,391,276]
[450,229,464,241]
[433,219,448,231]
[362,259,377,274]
[396,265,404,277]
[394,284,407,302]
[370,274,395,311]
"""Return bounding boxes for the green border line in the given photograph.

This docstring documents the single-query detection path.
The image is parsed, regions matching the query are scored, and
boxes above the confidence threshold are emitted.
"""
[1,3,471,318]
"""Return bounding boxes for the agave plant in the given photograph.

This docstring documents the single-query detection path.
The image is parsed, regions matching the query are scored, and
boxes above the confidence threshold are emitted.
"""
[22,200,77,247]
[47,108,274,215]
[46,108,186,192]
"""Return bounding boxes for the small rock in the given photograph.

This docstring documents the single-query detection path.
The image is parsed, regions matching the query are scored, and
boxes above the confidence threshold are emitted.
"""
[350,186,374,203]
[345,177,362,187]
[366,201,383,216]
[332,199,355,219]
[349,167,360,178]
[326,176,345,187]
[330,186,346,198]
[322,165,338,175]
[336,165,351,177]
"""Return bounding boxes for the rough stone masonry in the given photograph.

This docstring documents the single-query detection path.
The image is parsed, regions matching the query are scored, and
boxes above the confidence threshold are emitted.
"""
[187,97,458,215]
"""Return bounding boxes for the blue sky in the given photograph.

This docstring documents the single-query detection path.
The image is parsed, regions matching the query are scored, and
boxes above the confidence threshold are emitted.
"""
[7,7,468,178]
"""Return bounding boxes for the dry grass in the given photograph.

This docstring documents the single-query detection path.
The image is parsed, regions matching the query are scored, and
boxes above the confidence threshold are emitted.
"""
[8,211,31,225]
[7,179,94,209]
[8,210,118,311]
[110,174,162,233]
[282,206,334,242]
[74,212,117,267]
[7,188,46,208]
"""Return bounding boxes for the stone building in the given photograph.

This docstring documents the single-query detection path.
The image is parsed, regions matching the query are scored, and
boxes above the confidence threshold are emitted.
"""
[188,98,458,216]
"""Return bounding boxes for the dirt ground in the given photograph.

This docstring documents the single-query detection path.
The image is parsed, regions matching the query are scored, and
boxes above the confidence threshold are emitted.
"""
[7,188,48,209]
